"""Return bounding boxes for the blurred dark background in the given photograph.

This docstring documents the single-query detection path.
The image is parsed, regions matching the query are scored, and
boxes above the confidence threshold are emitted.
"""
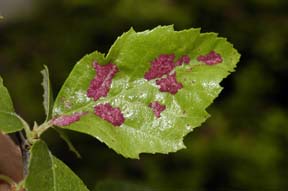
[0,0,288,190]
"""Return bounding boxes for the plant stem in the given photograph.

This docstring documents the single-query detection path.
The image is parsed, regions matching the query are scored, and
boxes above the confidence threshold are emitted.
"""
[13,118,53,178]
[0,174,15,186]
[33,120,53,138]
[18,131,30,177]
[13,130,30,180]
[18,120,53,176]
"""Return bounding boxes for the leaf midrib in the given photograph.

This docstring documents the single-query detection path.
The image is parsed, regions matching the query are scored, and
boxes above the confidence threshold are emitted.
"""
[48,151,57,191]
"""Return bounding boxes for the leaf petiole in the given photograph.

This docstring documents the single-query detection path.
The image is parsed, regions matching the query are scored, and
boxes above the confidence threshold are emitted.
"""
[32,120,54,139]
[0,174,16,187]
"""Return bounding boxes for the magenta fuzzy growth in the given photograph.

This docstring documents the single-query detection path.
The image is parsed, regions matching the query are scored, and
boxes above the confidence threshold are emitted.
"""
[156,73,183,94]
[144,54,176,80]
[52,112,86,126]
[87,62,119,101]
[144,54,190,95]
[94,103,125,126]
[175,55,190,66]
[149,101,166,118]
[144,54,191,80]
[197,51,223,65]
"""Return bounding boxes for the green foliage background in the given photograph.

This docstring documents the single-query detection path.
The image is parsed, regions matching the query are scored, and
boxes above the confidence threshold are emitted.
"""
[0,0,287,190]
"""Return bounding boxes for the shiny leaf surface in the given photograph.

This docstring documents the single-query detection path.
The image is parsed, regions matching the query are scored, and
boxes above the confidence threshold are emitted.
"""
[53,26,240,158]
[41,65,54,121]
[0,76,23,133]
[24,140,88,191]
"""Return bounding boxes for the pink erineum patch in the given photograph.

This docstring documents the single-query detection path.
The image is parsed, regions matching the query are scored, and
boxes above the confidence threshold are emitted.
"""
[144,54,191,80]
[144,54,176,80]
[94,103,125,126]
[197,51,223,65]
[52,112,86,126]
[149,101,166,118]
[156,73,183,94]
[87,62,119,101]
[175,55,190,66]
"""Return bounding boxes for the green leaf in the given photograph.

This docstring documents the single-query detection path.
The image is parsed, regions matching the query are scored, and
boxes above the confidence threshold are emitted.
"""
[24,140,89,191]
[41,66,80,157]
[41,65,54,121]
[53,25,240,158]
[54,127,81,158]
[0,76,24,133]
[0,76,14,114]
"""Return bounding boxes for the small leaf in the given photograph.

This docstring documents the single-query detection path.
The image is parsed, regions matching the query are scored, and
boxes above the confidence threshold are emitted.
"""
[41,65,54,121]
[0,76,23,133]
[24,140,88,191]
[53,26,240,158]
[0,112,24,134]
[0,76,14,114]
[43,65,81,159]
[54,128,81,158]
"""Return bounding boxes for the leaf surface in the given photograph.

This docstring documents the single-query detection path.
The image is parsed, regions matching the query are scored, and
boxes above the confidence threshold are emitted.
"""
[0,76,23,133]
[41,65,53,121]
[53,26,240,158]
[41,66,80,156]
[24,140,88,191]
[41,65,54,121]
[54,127,81,158]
